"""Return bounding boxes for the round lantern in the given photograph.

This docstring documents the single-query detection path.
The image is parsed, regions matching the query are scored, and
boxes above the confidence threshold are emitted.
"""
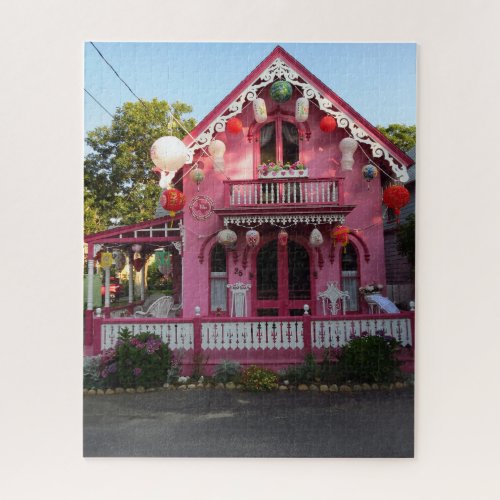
[339,137,359,171]
[150,136,188,172]
[383,185,410,221]
[208,140,226,173]
[100,252,113,269]
[270,80,293,103]
[226,117,243,134]
[217,228,237,248]
[362,164,378,190]
[331,225,350,250]
[319,115,337,133]
[112,250,126,272]
[133,257,144,272]
[190,166,205,190]
[160,188,186,216]
[245,229,260,248]
[295,97,309,122]
[131,244,142,253]
[278,229,288,247]
[309,228,324,247]
[253,98,267,124]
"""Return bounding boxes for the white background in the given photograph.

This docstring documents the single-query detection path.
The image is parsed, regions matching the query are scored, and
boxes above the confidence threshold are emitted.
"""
[1,1,499,499]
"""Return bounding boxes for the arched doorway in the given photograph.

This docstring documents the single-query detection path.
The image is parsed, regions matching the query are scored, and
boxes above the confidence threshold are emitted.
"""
[254,239,312,316]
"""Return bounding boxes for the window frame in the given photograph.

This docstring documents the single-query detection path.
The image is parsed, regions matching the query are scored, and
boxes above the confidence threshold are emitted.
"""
[209,243,228,314]
[340,242,361,313]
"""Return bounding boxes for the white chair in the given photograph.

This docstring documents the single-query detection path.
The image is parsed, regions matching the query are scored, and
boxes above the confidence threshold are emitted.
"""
[134,295,174,318]
[227,282,251,317]
[317,282,350,315]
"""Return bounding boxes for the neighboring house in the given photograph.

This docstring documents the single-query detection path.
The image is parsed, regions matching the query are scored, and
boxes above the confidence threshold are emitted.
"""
[84,46,415,371]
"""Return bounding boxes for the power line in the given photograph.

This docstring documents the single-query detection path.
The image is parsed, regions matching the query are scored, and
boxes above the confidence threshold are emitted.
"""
[84,88,114,118]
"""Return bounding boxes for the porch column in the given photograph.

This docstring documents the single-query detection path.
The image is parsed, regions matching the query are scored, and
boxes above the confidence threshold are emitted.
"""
[86,243,94,311]
[104,265,111,308]
[140,252,145,301]
[128,251,134,303]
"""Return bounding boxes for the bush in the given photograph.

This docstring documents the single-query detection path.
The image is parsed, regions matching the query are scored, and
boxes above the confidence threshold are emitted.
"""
[83,356,104,389]
[280,353,319,385]
[335,334,401,383]
[213,360,241,384]
[241,365,278,392]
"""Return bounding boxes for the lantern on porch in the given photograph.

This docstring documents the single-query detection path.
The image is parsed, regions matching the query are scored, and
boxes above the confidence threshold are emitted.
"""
[133,257,144,272]
[190,166,205,190]
[278,229,288,247]
[160,188,186,216]
[295,97,309,122]
[131,244,142,253]
[112,250,126,272]
[100,252,113,269]
[362,164,378,190]
[270,80,293,103]
[226,117,243,134]
[208,139,226,173]
[245,229,260,248]
[309,228,324,247]
[331,225,350,250]
[383,185,410,222]
[320,115,337,133]
[150,136,188,173]
[253,98,267,124]
[217,228,237,248]
[339,137,358,171]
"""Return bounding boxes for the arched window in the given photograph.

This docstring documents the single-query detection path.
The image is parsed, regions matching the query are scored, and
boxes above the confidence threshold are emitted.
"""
[210,244,227,313]
[259,118,299,165]
[341,243,360,312]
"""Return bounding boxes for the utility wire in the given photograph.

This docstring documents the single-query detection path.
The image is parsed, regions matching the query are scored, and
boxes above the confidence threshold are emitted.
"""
[84,88,114,118]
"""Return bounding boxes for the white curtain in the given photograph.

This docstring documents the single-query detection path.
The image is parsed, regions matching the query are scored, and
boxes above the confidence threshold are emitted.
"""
[282,122,298,145]
[210,272,227,311]
[342,271,359,311]
[260,122,275,147]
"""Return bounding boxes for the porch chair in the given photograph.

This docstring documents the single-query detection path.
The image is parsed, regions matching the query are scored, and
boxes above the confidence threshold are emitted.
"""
[227,282,251,317]
[317,282,350,315]
[134,295,174,318]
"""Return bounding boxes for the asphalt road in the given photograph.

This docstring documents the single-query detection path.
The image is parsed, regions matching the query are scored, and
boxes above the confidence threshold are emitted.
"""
[84,388,414,457]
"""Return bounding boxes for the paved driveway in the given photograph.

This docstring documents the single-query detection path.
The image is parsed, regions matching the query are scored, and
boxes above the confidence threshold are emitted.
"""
[84,388,414,457]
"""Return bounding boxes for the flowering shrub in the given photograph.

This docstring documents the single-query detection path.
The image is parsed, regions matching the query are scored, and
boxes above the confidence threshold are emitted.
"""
[97,328,173,389]
[359,283,384,295]
[257,161,306,175]
[241,365,278,391]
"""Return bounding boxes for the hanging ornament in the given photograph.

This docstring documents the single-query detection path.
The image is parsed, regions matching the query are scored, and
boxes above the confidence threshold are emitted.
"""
[155,250,171,276]
[208,140,226,173]
[295,97,309,122]
[133,257,144,272]
[245,229,260,248]
[320,115,337,133]
[190,166,205,191]
[100,252,113,269]
[278,229,289,247]
[226,117,243,134]
[150,136,188,172]
[339,137,358,171]
[309,228,324,247]
[160,188,186,216]
[253,98,267,124]
[270,80,293,103]
[217,228,237,248]
[331,225,350,251]
[383,185,410,223]
[159,170,175,189]
[112,250,126,272]
[131,244,142,253]
[362,164,378,190]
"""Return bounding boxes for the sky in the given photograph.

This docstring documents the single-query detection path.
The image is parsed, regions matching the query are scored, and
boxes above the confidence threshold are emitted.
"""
[84,42,416,139]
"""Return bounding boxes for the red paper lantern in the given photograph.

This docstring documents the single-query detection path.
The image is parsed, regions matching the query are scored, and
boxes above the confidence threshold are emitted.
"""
[331,225,350,249]
[278,229,288,247]
[383,185,410,221]
[160,188,186,216]
[226,117,243,134]
[320,115,337,133]
[133,257,144,272]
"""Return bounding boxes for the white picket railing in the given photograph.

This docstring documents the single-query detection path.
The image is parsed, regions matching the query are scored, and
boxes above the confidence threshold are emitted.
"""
[311,318,412,349]
[201,320,304,350]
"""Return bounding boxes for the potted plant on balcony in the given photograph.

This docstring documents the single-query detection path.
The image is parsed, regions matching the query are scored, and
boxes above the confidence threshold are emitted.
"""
[257,161,308,179]
[359,283,384,295]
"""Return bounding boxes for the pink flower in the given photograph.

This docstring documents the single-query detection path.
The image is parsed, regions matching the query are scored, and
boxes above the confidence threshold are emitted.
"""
[133,367,142,377]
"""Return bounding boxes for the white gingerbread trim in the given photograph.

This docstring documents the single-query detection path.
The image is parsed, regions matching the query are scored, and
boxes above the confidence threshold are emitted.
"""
[223,213,345,227]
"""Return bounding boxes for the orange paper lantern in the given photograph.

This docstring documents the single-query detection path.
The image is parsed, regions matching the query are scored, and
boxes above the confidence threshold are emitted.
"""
[160,188,186,216]
[383,185,410,221]
[320,115,337,133]
[226,117,243,134]
[331,225,350,249]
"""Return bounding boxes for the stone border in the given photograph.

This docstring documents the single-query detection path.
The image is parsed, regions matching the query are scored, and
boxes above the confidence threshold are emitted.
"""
[84,380,411,396]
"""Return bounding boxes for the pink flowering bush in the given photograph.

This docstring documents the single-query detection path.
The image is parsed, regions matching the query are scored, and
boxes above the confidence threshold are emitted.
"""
[257,161,306,176]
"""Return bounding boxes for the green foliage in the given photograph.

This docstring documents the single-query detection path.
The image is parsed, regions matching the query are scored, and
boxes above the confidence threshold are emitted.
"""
[213,360,241,384]
[147,260,173,292]
[281,353,319,385]
[241,365,278,392]
[335,335,401,383]
[84,99,196,234]
[396,213,415,271]
[191,352,209,381]
[376,123,416,152]
[83,356,104,389]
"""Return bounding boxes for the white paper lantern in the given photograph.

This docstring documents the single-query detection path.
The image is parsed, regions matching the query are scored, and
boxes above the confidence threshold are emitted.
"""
[295,97,309,122]
[217,228,237,247]
[253,98,267,123]
[208,139,226,159]
[309,228,324,247]
[245,229,260,248]
[131,244,142,253]
[159,170,175,189]
[339,137,359,171]
[150,136,188,172]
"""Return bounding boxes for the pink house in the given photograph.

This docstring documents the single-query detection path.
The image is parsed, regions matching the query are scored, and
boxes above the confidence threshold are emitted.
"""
[84,46,415,373]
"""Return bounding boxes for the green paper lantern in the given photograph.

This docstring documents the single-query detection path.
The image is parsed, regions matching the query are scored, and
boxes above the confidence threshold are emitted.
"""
[270,81,293,103]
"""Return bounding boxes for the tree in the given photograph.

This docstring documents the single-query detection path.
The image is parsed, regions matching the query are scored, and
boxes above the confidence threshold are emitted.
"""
[84,99,196,234]
[376,123,416,152]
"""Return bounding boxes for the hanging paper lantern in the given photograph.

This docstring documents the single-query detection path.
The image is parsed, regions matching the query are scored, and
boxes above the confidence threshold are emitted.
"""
[112,250,126,272]
[155,250,171,276]
[133,257,144,272]
[150,136,188,172]
[339,137,358,171]
[383,185,410,221]
[190,166,205,190]
[270,80,293,103]
[160,188,186,216]
[226,117,243,134]
[253,98,267,124]
[100,252,113,269]
[217,228,237,247]
[159,170,175,189]
[94,250,102,263]
[131,244,142,253]
[331,225,350,249]
[245,229,260,248]
[320,115,337,133]
[309,228,324,247]
[295,97,309,122]
[208,140,226,173]
[278,229,288,247]
[362,164,378,182]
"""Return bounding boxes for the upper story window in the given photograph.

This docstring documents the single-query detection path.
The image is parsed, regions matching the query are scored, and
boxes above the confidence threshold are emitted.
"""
[259,119,299,164]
